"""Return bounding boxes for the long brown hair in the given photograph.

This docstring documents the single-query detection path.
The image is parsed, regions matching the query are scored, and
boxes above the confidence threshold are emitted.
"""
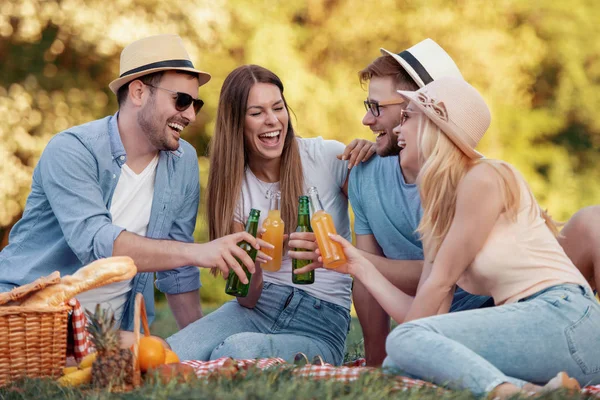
[206,65,304,242]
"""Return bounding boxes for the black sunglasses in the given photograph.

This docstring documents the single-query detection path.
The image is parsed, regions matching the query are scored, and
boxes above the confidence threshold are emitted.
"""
[145,84,204,114]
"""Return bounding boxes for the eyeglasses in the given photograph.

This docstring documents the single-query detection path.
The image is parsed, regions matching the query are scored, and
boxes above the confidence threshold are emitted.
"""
[364,98,405,117]
[145,84,204,114]
[400,109,419,126]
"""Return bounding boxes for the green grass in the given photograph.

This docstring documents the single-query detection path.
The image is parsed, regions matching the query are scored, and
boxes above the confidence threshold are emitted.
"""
[0,371,586,400]
[0,372,459,400]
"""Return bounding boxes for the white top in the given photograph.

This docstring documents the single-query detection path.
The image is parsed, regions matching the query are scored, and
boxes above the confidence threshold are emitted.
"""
[77,154,159,321]
[235,137,353,309]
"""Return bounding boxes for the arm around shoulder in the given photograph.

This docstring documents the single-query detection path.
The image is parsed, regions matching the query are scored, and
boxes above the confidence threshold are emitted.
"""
[320,138,349,190]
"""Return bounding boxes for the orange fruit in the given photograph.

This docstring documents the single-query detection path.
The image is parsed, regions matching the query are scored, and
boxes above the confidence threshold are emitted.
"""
[138,336,166,372]
[164,349,180,364]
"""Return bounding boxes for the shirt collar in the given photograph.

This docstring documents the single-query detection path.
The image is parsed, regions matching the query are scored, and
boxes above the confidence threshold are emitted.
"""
[109,112,127,166]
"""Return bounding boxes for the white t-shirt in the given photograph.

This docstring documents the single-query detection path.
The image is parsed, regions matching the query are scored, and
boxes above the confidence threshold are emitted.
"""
[77,154,159,321]
[234,137,353,309]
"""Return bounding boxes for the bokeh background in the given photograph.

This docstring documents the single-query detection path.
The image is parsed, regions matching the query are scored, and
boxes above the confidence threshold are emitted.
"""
[1,0,599,305]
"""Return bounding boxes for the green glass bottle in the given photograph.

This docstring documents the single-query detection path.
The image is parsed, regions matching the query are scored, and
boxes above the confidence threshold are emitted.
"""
[225,208,261,297]
[292,196,315,284]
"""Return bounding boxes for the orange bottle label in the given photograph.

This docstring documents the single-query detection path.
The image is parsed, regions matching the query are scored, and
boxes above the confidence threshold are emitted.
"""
[310,210,346,269]
[261,210,285,272]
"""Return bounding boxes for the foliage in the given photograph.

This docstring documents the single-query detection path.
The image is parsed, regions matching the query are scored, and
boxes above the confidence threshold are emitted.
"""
[2,0,600,223]
[1,1,599,303]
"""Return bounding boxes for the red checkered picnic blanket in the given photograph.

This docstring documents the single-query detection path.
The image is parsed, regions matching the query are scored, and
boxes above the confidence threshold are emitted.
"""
[66,300,600,396]
[183,357,286,377]
[181,356,439,392]
[586,386,600,397]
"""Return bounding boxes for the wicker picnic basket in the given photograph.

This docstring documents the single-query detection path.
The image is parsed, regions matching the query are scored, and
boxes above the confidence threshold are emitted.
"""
[0,272,70,385]
[0,301,71,386]
[0,258,137,387]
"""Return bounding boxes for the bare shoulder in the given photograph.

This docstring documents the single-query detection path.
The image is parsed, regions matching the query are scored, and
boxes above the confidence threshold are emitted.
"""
[454,162,506,221]
[576,205,600,223]
[565,205,600,235]
[459,162,503,196]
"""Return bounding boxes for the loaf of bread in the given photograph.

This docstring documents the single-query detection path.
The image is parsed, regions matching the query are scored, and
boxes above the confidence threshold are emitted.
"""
[21,256,137,307]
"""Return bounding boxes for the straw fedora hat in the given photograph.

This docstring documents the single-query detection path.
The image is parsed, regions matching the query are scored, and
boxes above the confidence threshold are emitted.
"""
[381,39,463,88]
[109,34,211,94]
[397,77,490,159]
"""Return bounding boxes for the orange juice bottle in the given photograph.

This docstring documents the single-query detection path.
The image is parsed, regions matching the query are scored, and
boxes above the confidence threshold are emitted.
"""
[261,191,284,272]
[307,186,346,269]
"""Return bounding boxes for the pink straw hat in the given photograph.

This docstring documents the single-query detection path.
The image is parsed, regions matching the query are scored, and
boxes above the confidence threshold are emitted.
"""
[397,77,491,159]
[109,34,211,94]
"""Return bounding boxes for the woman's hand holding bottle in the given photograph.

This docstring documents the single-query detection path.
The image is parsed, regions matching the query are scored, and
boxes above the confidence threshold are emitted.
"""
[292,233,373,278]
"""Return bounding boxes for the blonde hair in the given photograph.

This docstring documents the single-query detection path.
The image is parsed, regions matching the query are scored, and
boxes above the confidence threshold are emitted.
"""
[206,65,304,245]
[414,115,559,261]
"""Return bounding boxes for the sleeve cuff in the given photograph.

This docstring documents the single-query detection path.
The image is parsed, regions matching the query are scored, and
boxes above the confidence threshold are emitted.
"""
[92,224,126,262]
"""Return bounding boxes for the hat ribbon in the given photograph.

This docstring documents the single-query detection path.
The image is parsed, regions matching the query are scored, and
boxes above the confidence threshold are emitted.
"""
[416,92,448,122]
[120,59,195,78]
[399,50,434,85]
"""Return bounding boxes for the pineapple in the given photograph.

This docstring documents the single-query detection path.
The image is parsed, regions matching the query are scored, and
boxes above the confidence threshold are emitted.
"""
[85,305,135,390]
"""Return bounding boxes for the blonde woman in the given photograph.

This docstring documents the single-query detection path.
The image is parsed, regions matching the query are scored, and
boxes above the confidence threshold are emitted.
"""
[168,65,373,365]
[297,77,600,396]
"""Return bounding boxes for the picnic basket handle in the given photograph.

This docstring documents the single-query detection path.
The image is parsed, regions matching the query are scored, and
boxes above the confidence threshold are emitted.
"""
[132,293,148,386]
[133,293,151,338]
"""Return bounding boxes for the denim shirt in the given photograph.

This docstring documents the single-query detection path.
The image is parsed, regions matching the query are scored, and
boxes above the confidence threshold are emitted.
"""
[0,113,201,330]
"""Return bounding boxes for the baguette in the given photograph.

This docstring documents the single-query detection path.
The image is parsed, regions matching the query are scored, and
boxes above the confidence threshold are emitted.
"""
[21,256,137,307]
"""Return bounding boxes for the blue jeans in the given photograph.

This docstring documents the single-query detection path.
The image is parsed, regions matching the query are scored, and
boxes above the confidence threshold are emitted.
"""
[451,287,494,311]
[167,282,351,365]
[383,284,600,395]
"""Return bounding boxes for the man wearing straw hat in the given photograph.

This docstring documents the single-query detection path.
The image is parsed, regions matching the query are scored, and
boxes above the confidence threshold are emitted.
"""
[347,39,494,366]
[0,34,261,332]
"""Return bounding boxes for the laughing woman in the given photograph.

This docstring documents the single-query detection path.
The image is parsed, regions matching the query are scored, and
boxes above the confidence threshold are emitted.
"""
[167,65,366,365]
[299,77,600,396]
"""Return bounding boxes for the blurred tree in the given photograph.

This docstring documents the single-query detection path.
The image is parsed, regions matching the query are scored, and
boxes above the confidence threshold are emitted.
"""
[1,0,599,301]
